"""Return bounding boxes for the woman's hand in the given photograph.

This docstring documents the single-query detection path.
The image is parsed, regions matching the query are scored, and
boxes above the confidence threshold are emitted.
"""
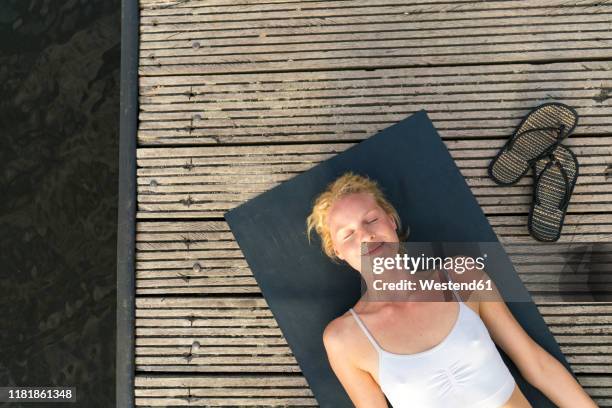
[323,318,389,408]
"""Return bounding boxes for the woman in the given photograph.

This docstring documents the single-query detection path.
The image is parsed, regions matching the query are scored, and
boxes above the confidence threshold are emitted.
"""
[306,172,596,408]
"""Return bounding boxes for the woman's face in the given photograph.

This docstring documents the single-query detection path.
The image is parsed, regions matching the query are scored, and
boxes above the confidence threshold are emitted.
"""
[327,192,399,272]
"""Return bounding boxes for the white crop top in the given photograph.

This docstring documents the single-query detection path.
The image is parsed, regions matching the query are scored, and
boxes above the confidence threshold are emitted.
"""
[349,271,516,408]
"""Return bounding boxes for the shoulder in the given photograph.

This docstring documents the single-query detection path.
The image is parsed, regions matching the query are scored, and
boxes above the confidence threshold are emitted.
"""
[322,311,360,357]
[322,309,373,374]
[321,310,388,402]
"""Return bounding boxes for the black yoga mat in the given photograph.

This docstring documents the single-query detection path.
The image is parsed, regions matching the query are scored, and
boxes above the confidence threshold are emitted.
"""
[225,110,574,407]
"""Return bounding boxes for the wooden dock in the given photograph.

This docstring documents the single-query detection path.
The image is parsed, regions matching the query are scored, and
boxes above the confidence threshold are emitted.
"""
[134,0,612,405]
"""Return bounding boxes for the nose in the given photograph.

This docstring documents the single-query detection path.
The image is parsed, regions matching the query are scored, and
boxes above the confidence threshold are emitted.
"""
[360,225,376,242]
[359,227,378,255]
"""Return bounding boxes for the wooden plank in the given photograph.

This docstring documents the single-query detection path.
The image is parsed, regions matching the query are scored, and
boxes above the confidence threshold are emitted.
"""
[138,60,612,87]
[139,0,610,16]
[138,46,612,77]
[134,275,612,295]
[136,388,313,398]
[137,1,612,78]
[137,61,612,144]
[134,230,612,252]
[133,216,612,295]
[140,86,611,107]
[139,9,612,37]
[134,215,612,230]
[134,218,612,243]
[134,218,612,239]
[133,222,612,247]
[141,23,612,53]
[135,397,316,406]
[135,298,612,376]
[135,135,612,217]
[134,198,612,219]
[138,99,611,123]
[138,3,611,30]
[138,0,603,7]
[135,114,612,143]
[139,78,612,109]
[140,35,612,61]
[133,373,612,406]
[135,142,610,163]
[134,298,612,314]
[135,375,309,387]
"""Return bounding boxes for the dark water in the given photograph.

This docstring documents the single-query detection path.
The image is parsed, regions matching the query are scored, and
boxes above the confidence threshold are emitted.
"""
[0,0,120,406]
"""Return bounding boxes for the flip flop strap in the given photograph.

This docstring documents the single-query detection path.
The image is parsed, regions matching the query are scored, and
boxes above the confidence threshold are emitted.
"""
[506,124,566,155]
[534,156,571,210]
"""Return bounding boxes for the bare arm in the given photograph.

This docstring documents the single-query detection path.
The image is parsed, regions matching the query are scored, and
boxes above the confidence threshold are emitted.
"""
[323,320,389,408]
[477,279,597,407]
[447,261,596,407]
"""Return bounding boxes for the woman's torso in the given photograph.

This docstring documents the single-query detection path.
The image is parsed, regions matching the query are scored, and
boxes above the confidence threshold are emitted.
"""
[347,270,530,408]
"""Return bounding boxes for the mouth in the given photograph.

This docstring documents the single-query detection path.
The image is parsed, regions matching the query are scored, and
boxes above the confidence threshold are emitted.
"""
[362,242,384,256]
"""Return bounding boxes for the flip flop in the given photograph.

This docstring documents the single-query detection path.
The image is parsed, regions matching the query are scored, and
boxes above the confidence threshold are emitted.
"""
[528,144,579,242]
[488,102,578,186]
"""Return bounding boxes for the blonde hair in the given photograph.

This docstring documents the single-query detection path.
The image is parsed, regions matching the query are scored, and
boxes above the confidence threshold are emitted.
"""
[306,172,402,260]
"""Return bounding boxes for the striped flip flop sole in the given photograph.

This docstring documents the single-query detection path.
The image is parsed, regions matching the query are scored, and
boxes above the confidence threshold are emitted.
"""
[528,144,579,242]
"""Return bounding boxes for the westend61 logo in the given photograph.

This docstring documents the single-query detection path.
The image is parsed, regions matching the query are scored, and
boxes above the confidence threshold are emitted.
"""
[371,253,487,275]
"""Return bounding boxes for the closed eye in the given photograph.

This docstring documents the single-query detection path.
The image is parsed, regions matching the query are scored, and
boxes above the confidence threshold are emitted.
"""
[367,218,378,224]
[343,231,354,240]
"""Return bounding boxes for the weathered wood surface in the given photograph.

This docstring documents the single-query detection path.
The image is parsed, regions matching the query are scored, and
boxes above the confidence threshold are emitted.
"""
[134,376,612,407]
[134,219,612,295]
[136,137,612,218]
[136,0,612,405]
[133,298,612,406]
[135,299,612,374]
[138,61,612,145]
[137,0,612,75]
